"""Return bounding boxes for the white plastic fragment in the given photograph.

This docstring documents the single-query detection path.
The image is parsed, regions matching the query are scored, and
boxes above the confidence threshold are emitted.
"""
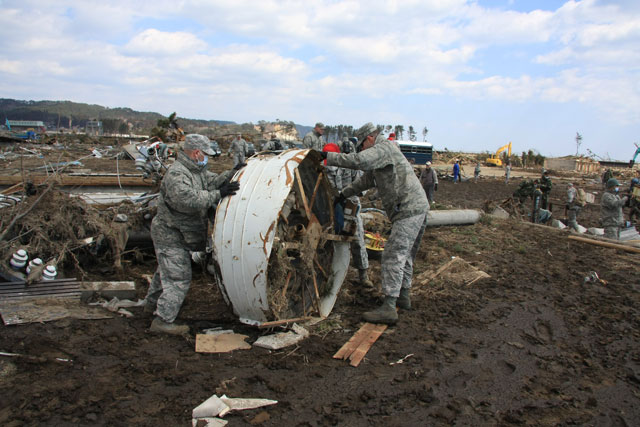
[253,323,309,350]
[193,394,230,419]
[551,219,567,229]
[587,227,605,236]
[220,394,278,412]
[203,328,235,336]
[575,224,587,234]
[191,418,227,427]
[192,394,278,421]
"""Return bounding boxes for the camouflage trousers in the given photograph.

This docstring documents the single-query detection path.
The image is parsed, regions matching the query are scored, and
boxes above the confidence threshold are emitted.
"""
[567,206,580,231]
[381,213,428,298]
[145,246,192,323]
[232,153,245,168]
[604,226,620,240]
[351,212,369,270]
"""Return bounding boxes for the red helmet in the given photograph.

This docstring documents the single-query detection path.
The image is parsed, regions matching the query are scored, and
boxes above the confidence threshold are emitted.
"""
[322,143,341,165]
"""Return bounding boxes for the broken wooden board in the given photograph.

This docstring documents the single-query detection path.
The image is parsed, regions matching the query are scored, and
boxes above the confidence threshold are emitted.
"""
[333,322,387,367]
[0,174,151,187]
[415,257,490,287]
[0,298,112,325]
[79,281,137,301]
[195,334,252,353]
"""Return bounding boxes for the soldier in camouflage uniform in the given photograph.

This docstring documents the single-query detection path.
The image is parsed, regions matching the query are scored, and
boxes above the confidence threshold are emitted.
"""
[601,178,628,240]
[302,122,325,150]
[145,134,241,335]
[322,123,429,325]
[227,133,248,167]
[322,143,373,288]
[540,170,553,209]
[263,135,283,151]
[565,183,581,231]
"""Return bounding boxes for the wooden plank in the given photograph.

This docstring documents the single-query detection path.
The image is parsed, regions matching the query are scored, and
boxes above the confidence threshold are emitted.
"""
[1,183,23,195]
[0,175,151,187]
[324,233,356,242]
[257,316,311,329]
[348,324,388,367]
[293,168,311,219]
[195,334,251,353]
[568,235,640,254]
[79,281,137,301]
[334,322,378,360]
[308,172,323,212]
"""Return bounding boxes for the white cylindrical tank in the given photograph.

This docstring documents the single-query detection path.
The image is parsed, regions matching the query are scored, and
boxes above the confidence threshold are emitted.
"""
[212,149,349,325]
[427,209,482,226]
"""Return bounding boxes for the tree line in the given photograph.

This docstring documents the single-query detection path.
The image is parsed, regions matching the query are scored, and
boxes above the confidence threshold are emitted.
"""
[323,124,429,142]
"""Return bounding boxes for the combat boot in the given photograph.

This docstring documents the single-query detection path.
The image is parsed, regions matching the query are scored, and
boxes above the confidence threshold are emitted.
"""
[397,288,411,310]
[358,269,374,288]
[150,317,189,335]
[363,296,398,325]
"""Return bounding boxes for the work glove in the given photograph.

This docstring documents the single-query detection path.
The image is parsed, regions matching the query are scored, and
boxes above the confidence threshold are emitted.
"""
[219,181,240,198]
[234,162,247,171]
[434,183,438,191]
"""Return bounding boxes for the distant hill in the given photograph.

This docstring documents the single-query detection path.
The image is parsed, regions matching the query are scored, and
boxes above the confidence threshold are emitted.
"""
[0,98,235,134]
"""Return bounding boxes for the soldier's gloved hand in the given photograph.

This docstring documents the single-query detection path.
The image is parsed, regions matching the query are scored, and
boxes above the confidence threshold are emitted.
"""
[434,183,438,191]
[313,150,327,161]
[234,162,247,171]
[219,181,240,198]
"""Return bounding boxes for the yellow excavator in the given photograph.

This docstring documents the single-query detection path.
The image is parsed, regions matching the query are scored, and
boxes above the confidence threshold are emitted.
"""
[486,142,512,167]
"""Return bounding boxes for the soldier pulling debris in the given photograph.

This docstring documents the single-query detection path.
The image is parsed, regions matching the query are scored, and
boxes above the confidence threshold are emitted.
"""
[144,134,243,335]
[320,122,429,325]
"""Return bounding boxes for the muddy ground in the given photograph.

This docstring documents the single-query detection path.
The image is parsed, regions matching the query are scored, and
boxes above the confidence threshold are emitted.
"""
[1,144,639,426]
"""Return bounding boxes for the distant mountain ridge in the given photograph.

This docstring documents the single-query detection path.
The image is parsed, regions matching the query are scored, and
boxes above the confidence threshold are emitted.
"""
[0,98,235,133]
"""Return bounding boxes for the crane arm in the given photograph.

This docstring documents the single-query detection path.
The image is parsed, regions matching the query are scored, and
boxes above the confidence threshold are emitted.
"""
[495,142,512,156]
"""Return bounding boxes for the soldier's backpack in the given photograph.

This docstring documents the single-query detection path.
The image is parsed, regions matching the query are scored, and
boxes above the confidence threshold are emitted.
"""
[575,188,587,207]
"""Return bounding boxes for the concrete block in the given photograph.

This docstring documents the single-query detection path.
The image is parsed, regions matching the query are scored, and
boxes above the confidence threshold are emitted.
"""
[490,206,509,219]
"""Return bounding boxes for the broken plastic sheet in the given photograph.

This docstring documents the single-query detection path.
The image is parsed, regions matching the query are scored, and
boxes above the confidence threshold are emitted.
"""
[253,323,309,350]
[192,394,278,421]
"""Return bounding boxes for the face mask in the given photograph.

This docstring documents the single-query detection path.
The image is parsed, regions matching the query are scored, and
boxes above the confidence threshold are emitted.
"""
[197,154,208,167]
[614,187,619,193]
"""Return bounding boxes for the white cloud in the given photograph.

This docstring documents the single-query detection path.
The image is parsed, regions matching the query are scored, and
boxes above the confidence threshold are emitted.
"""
[124,29,207,56]
[0,0,638,159]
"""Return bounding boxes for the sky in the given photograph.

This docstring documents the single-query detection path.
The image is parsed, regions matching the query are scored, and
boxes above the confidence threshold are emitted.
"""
[0,0,639,161]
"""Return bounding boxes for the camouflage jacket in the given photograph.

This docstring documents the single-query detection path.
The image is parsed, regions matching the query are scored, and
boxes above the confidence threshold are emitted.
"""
[153,152,234,250]
[228,138,248,155]
[601,191,625,227]
[540,175,552,193]
[302,131,324,151]
[327,135,428,221]
[324,165,363,204]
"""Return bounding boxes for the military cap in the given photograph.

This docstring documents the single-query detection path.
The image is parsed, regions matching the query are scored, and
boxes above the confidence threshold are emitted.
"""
[184,134,215,155]
[355,122,377,143]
